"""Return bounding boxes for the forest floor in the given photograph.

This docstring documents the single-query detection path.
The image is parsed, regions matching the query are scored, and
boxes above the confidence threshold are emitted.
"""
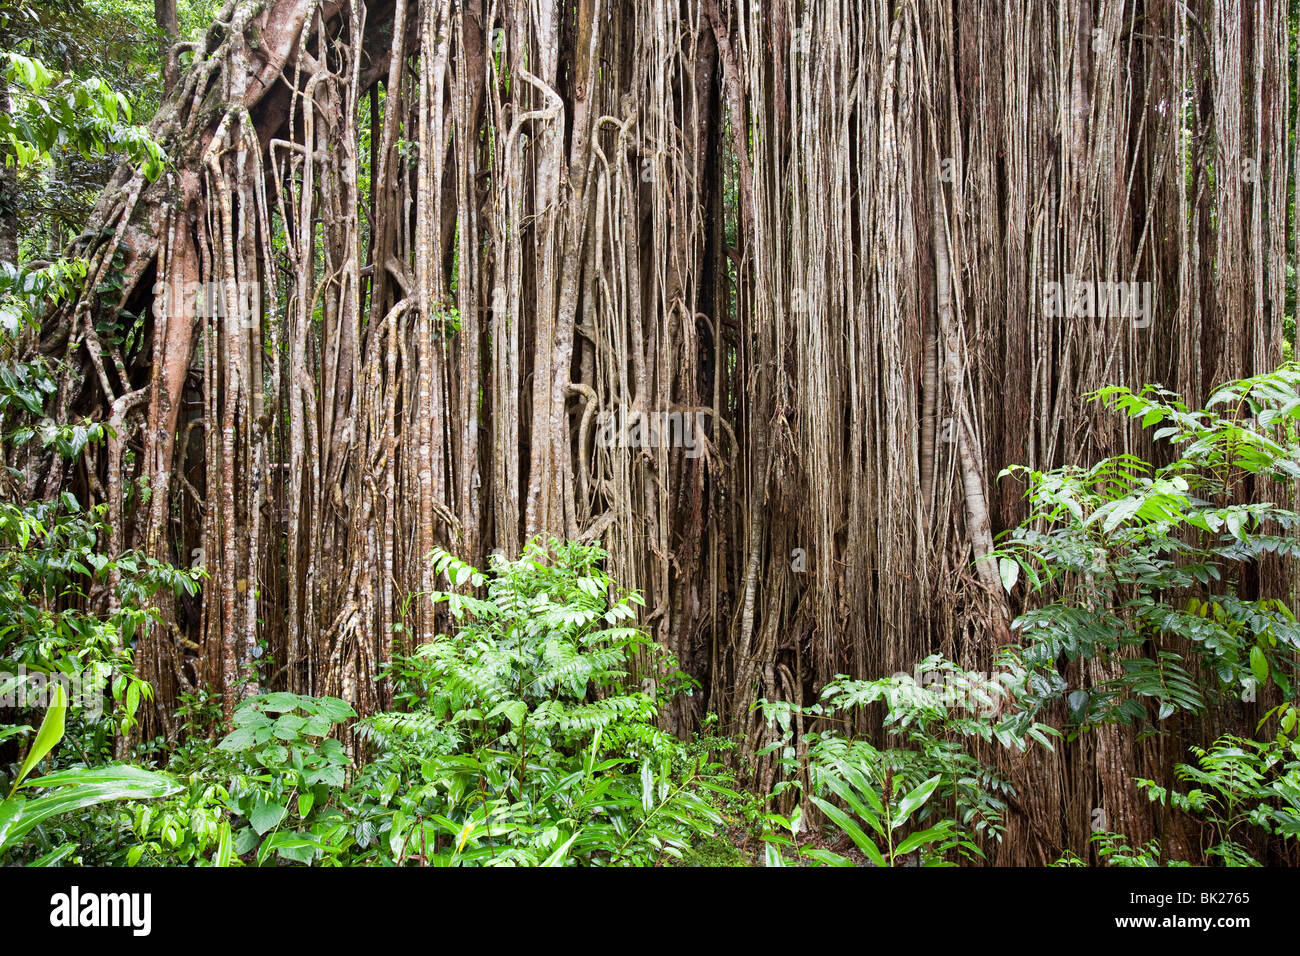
[680,822,872,867]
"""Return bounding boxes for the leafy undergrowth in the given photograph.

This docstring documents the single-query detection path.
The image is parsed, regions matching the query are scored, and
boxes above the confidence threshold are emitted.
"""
[676,824,865,867]
[8,540,739,866]
[13,365,1300,871]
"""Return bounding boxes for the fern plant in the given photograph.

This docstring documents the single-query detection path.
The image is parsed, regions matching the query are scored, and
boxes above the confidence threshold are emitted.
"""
[1135,735,1300,866]
[758,656,1057,864]
[1054,832,1189,867]
[354,538,728,866]
[763,756,959,867]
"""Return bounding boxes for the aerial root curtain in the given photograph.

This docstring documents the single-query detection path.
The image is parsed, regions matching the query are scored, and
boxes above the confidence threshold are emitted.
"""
[41,0,1292,863]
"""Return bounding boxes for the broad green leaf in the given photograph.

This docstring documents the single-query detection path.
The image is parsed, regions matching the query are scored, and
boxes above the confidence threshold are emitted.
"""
[260,692,303,713]
[894,775,942,824]
[998,557,1020,593]
[1250,646,1269,683]
[894,824,951,857]
[249,800,288,836]
[541,831,579,866]
[218,727,257,751]
[28,842,76,867]
[822,775,884,837]
[809,795,885,866]
[213,820,233,867]
[10,683,67,795]
[1,765,179,852]
[640,761,654,814]
[801,846,853,867]
[315,697,356,722]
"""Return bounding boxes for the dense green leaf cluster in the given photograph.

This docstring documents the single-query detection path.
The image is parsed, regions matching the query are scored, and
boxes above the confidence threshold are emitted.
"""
[38,541,733,867]
[758,656,1058,865]
[997,365,1300,728]
[345,539,729,866]
[1,50,163,178]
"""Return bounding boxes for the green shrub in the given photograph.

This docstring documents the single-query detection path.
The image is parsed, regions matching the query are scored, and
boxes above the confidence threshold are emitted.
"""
[349,539,730,866]
[996,366,1300,729]
[106,540,730,867]
[758,657,1057,865]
